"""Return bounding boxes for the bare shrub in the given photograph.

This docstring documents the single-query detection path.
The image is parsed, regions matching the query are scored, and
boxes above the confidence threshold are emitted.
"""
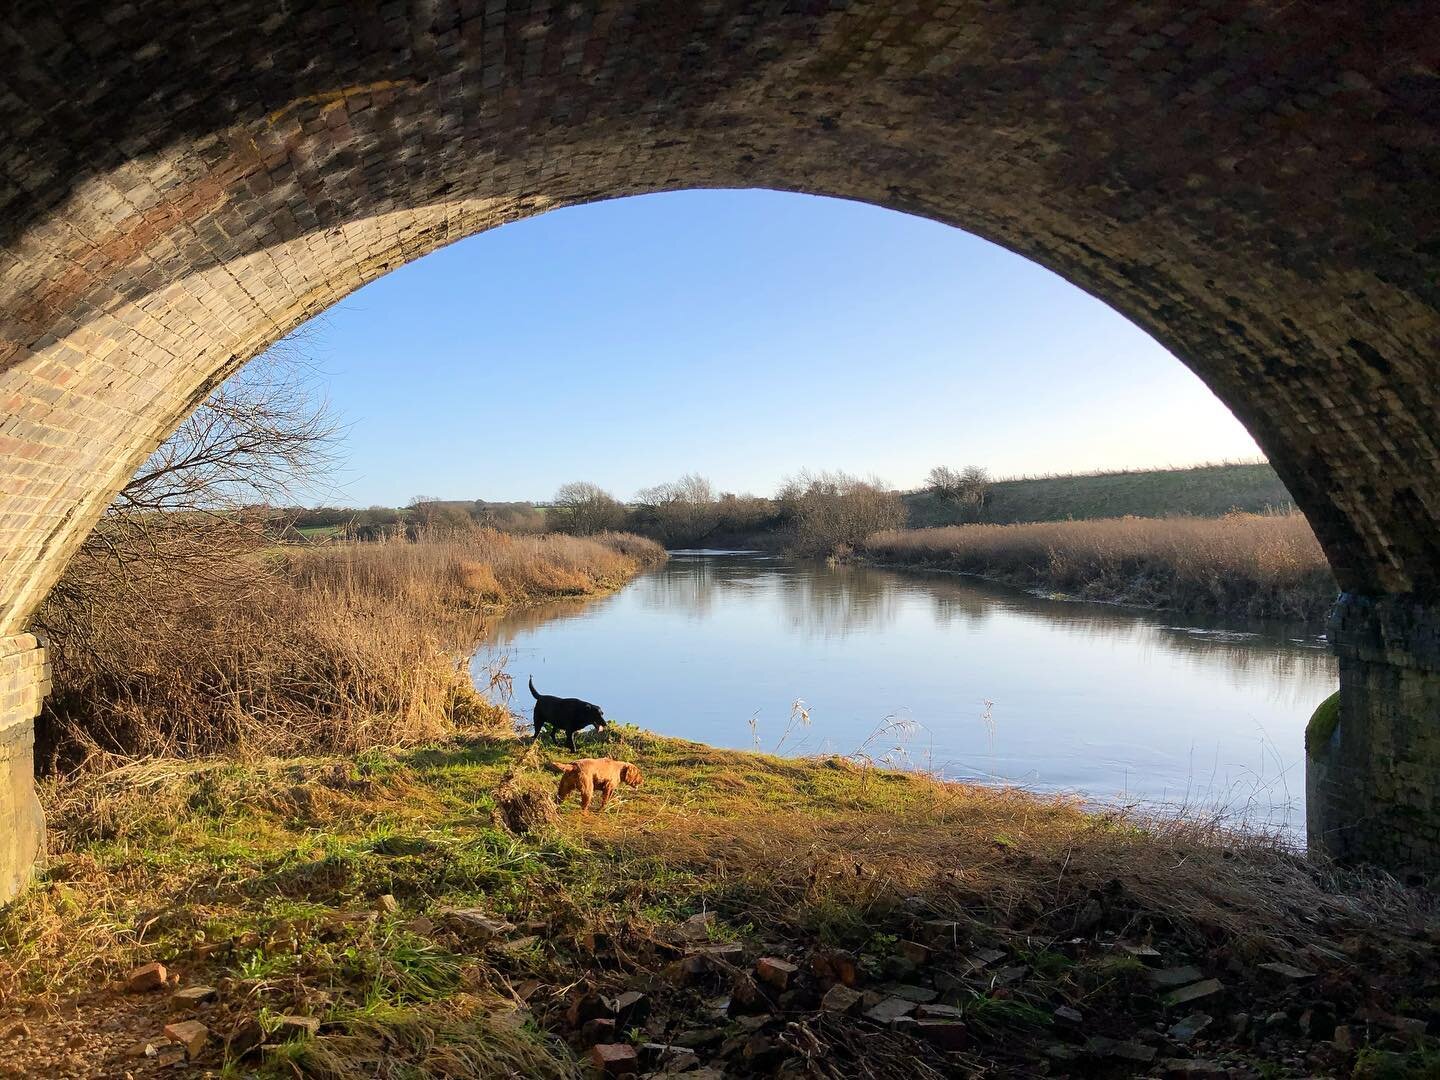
[632,473,720,546]
[864,511,1335,620]
[37,530,663,768]
[777,470,907,558]
[549,481,627,535]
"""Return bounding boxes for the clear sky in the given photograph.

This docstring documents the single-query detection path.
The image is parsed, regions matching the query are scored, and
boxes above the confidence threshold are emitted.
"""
[286,189,1261,506]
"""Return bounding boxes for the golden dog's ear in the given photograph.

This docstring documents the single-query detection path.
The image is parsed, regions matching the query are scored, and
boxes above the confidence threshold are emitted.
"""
[621,763,641,786]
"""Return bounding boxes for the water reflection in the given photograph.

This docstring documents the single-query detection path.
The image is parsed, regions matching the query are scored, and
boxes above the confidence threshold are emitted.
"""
[479,552,1336,834]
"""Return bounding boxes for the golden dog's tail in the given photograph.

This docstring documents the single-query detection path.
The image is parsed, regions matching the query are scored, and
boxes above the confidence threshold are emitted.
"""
[544,761,577,774]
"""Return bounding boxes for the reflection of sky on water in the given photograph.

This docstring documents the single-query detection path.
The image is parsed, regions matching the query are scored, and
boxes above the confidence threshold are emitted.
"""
[477,553,1337,835]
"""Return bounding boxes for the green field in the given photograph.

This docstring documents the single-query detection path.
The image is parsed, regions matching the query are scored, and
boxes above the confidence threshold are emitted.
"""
[906,461,1294,528]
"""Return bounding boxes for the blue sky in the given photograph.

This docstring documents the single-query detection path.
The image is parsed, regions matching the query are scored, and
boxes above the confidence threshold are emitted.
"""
[288,189,1260,506]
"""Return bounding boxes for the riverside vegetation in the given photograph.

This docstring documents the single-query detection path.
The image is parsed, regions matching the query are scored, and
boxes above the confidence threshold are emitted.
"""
[863,511,1335,623]
[300,464,1334,622]
[3,359,1377,1076]
[3,728,1439,1078]
[35,526,664,769]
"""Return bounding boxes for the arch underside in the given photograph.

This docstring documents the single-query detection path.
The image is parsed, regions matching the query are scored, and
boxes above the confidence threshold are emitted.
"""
[0,1,1437,639]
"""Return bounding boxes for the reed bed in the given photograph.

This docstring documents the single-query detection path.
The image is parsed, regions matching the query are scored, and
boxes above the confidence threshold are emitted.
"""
[35,529,663,767]
[864,511,1335,621]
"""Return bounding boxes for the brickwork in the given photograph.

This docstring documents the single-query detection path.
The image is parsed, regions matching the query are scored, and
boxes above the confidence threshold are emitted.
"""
[0,634,48,901]
[0,2,1437,883]
[1308,596,1440,873]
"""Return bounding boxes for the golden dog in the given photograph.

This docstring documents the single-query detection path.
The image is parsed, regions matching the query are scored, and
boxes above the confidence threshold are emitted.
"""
[544,757,643,813]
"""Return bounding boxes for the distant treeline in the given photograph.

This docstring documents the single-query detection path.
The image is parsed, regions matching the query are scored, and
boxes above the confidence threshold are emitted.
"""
[260,461,1296,553]
[906,462,1294,528]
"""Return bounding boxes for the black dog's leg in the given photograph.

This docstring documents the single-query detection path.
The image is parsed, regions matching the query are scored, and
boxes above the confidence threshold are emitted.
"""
[567,728,579,752]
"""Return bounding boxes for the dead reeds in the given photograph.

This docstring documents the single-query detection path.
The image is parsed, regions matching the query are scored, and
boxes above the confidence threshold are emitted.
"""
[863,511,1335,621]
[35,529,664,767]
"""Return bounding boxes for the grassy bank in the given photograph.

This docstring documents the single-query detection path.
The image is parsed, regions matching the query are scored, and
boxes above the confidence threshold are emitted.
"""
[864,512,1335,622]
[35,530,664,767]
[906,462,1296,529]
[2,729,1435,1078]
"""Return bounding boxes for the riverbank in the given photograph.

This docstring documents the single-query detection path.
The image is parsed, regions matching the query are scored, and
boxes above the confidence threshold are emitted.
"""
[35,530,665,768]
[862,512,1335,622]
[2,729,1435,1078]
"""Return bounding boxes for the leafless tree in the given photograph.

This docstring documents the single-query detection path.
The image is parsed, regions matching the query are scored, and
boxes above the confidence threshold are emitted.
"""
[777,470,907,557]
[633,473,718,545]
[35,338,339,651]
[927,464,991,519]
[550,481,626,535]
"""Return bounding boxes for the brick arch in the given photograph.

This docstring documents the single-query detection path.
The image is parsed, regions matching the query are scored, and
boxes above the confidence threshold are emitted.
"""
[0,2,1437,889]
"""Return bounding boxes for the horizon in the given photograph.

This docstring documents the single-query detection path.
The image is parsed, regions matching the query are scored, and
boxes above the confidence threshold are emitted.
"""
[263,188,1264,507]
[278,456,1276,510]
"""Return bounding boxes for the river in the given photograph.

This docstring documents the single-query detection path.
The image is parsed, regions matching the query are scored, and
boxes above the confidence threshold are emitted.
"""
[477,551,1336,835]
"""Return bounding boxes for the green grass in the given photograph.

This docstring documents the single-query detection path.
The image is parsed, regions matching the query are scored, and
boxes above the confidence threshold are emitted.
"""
[906,461,1294,527]
[3,729,1434,1078]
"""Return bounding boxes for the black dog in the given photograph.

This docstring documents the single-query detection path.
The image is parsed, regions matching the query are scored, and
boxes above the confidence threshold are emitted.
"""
[529,676,607,750]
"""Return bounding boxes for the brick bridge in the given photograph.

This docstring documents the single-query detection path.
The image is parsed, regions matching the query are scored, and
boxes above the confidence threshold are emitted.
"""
[0,2,1437,897]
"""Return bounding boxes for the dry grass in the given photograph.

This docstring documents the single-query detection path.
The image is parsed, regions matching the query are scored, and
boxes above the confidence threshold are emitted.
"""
[35,529,663,767]
[585,732,1425,959]
[2,731,1434,1077]
[284,529,664,609]
[864,511,1335,621]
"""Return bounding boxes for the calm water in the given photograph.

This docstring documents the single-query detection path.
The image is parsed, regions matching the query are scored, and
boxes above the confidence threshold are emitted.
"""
[476,552,1336,833]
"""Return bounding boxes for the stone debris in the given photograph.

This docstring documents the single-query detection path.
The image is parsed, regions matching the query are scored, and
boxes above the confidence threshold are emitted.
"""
[566,991,615,1028]
[1164,979,1224,1008]
[590,1041,639,1074]
[405,915,436,936]
[682,942,744,976]
[169,985,217,1010]
[161,1019,207,1059]
[677,912,716,942]
[1161,1058,1228,1077]
[1167,1011,1213,1043]
[898,939,931,966]
[612,991,650,1028]
[885,983,938,1004]
[920,920,964,947]
[811,951,859,986]
[820,985,863,1015]
[1121,942,1163,963]
[582,1017,617,1043]
[124,962,167,994]
[276,1015,320,1037]
[864,996,917,1026]
[1053,1005,1083,1026]
[1149,965,1204,989]
[754,957,797,990]
[965,947,1006,972]
[374,893,399,914]
[915,1003,964,1021]
[1086,1036,1156,1063]
[440,908,515,941]
[1257,961,1315,980]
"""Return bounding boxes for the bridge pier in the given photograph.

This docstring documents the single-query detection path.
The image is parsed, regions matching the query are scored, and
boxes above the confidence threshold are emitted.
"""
[0,634,49,903]
[1309,595,1440,876]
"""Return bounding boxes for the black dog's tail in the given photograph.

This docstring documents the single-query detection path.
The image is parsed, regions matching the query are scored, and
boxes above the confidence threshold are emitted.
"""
[528,675,540,700]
